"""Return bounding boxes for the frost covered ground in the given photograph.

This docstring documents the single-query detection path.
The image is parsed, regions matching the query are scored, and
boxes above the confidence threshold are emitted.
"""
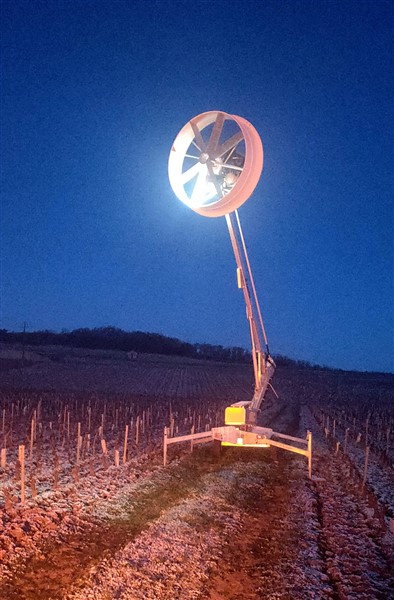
[0,352,393,599]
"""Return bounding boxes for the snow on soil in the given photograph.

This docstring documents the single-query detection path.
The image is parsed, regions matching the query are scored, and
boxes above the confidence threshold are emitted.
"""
[300,406,394,600]
[64,458,329,600]
[0,451,163,582]
[333,424,394,516]
[66,466,246,600]
[0,361,393,599]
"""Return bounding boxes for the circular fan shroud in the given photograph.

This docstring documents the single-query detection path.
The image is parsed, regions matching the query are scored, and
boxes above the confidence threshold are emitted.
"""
[168,111,263,218]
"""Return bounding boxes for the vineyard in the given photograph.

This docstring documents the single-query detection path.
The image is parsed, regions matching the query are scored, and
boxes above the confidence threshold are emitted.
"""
[0,346,393,599]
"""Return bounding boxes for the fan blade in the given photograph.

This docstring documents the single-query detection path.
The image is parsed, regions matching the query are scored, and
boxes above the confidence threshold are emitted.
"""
[181,161,202,184]
[214,131,243,159]
[207,112,225,156]
[192,166,209,201]
[190,120,206,152]
[219,163,243,172]
[206,161,223,198]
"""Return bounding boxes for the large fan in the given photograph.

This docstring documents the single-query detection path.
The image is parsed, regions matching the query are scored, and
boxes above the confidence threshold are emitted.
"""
[168,111,263,217]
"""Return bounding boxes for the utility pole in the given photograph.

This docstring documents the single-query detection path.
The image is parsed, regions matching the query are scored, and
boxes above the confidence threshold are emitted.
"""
[22,321,27,366]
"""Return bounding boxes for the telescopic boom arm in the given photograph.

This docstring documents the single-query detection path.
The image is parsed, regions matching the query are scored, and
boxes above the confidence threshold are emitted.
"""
[225,210,275,425]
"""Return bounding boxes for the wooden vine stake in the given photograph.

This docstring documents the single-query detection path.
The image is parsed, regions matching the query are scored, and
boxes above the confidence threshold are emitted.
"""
[30,417,35,459]
[101,438,108,469]
[33,410,37,439]
[76,422,81,465]
[18,444,25,504]
[123,425,129,464]
[163,426,169,466]
[386,427,391,456]
[30,476,37,498]
[363,445,370,487]
[344,428,349,454]
[190,425,195,451]
[1,448,6,468]
[10,403,14,443]
[53,456,59,491]
[114,449,120,467]
[365,413,370,446]
[71,465,80,483]
[135,416,140,446]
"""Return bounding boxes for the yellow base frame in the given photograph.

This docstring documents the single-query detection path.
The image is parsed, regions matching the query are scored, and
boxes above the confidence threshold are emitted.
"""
[221,441,270,448]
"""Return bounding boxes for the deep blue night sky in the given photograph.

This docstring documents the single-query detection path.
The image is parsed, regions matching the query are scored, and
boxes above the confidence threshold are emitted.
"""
[1,0,393,372]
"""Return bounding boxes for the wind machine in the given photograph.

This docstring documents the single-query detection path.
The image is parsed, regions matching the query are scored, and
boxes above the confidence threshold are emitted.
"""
[165,111,312,476]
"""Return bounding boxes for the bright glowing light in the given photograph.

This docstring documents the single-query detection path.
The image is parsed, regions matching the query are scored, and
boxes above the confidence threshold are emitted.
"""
[168,111,263,218]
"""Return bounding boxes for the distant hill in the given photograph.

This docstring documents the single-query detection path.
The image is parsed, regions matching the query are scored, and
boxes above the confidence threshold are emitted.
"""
[0,327,390,376]
[5,326,386,374]
[0,327,252,364]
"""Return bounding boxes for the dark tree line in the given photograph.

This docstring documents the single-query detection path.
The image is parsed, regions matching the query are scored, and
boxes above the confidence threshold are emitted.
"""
[0,328,339,369]
[0,327,252,363]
